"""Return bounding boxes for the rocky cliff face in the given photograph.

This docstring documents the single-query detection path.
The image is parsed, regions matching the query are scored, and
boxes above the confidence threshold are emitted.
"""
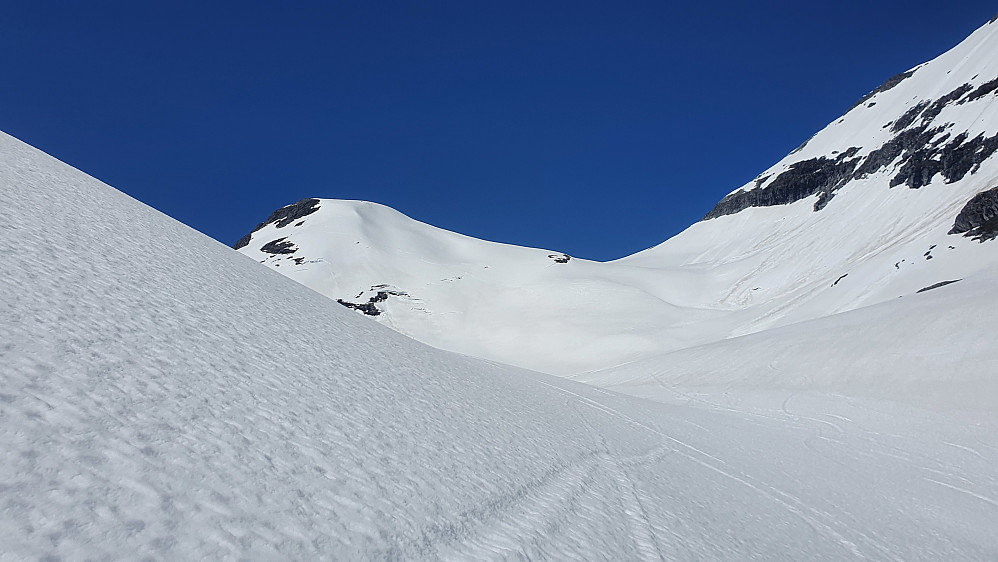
[703,148,862,219]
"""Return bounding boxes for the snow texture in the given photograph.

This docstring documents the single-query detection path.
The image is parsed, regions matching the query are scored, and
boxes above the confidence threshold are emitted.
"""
[3,122,998,558]
[5,17,998,562]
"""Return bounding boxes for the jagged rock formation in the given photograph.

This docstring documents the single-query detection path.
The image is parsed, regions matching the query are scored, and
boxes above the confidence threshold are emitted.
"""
[336,285,411,317]
[704,70,998,220]
[260,237,297,254]
[336,296,383,316]
[950,185,998,241]
[703,148,862,219]
[234,198,320,249]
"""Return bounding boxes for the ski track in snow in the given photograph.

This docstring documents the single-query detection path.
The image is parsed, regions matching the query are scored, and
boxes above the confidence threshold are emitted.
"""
[538,382,889,560]
[6,17,998,557]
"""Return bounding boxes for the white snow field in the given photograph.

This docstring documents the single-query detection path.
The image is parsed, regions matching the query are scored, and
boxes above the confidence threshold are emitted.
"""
[238,18,998,377]
[6,16,998,560]
[577,267,998,419]
[4,126,998,559]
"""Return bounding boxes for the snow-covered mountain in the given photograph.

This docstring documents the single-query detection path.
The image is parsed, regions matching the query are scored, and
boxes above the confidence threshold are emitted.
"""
[6,123,998,560]
[236,19,998,376]
[6,18,998,560]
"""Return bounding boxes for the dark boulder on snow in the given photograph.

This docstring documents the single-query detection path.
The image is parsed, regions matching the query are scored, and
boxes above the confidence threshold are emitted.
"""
[950,185,998,241]
[916,279,962,293]
[260,237,297,254]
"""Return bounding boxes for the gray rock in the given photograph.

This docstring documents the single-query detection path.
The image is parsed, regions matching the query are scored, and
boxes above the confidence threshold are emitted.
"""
[233,198,321,249]
[949,186,998,242]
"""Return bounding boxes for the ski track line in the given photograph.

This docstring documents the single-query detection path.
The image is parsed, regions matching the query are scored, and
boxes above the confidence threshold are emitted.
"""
[563,388,674,562]
[386,448,606,560]
[921,467,977,487]
[538,381,904,561]
[392,434,684,561]
[782,393,845,434]
[923,478,998,510]
[942,441,986,459]
[602,452,670,562]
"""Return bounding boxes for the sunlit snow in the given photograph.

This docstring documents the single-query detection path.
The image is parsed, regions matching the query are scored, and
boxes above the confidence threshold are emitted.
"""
[238,20,998,378]
[4,17,998,562]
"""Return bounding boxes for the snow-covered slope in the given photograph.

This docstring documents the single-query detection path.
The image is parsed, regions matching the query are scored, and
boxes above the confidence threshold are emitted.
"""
[5,128,998,559]
[577,267,998,419]
[621,14,998,337]
[235,198,725,375]
[236,19,998,376]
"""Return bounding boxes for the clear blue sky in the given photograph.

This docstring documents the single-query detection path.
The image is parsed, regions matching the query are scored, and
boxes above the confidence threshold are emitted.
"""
[2,2,995,261]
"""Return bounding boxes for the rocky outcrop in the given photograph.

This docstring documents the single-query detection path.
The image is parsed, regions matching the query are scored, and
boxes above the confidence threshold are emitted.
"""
[703,148,861,219]
[949,186,998,241]
[260,237,297,254]
[233,198,321,249]
[962,77,998,104]
[336,298,383,316]
[704,78,998,221]
[336,285,411,317]
[891,131,998,190]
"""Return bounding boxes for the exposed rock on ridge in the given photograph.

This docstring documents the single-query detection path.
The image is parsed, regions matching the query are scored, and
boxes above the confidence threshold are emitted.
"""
[260,237,297,254]
[233,198,321,249]
[704,77,998,221]
[703,148,862,219]
[847,69,917,112]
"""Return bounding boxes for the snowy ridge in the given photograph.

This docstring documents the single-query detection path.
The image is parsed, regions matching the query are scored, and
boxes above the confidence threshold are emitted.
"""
[621,18,998,339]
[702,17,998,215]
[236,15,998,377]
[236,198,729,375]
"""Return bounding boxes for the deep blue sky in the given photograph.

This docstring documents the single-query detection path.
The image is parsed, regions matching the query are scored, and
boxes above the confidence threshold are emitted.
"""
[2,2,995,260]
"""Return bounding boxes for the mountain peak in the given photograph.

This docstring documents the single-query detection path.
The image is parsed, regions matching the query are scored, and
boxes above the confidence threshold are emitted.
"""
[236,21,998,377]
[703,19,998,221]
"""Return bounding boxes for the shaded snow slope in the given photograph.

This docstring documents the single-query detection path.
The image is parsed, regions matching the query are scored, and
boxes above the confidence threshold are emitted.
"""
[576,270,998,420]
[5,131,998,559]
[237,19,998,376]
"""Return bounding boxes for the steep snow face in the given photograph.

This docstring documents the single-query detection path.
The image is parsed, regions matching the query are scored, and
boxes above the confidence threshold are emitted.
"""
[5,130,998,559]
[236,20,998,376]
